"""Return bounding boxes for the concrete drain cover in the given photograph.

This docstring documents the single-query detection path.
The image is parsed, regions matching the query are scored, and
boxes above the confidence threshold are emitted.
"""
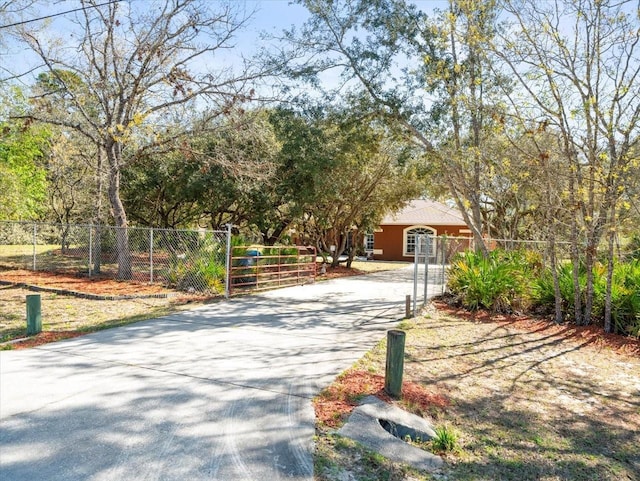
[337,395,443,472]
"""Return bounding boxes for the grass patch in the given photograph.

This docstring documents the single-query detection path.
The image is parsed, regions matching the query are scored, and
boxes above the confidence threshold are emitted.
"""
[431,425,459,453]
[0,284,211,347]
[0,244,59,256]
[0,244,83,271]
[315,434,433,481]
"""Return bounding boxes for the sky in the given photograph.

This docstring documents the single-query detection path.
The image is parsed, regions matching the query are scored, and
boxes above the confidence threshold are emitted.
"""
[1,0,449,85]
[0,0,452,124]
[0,1,305,87]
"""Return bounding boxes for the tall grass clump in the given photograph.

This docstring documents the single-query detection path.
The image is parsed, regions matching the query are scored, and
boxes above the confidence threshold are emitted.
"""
[447,249,539,312]
[167,254,226,294]
[624,233,640,261]
[431,425,459,453]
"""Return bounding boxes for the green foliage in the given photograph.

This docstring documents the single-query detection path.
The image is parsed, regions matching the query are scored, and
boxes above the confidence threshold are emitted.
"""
[534,261,640,336]
[123,136,246,229]
[260,246,299,266]
[447,249,537,312]
[230,235,249,250]
[0,121,50,220]
[608,264,640,337]
[165,237,227,294]
[533,262,579,315]
[431,425,459,453]
[167,255,225,293]
[623,234,640,262]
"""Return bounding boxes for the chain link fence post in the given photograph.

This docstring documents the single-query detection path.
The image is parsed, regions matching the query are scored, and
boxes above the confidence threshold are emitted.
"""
[441,236,446,296]
[423,235,429,306]
[149,228,154,284]
[412,234,421,317]
[32,222,37,271]
[225,223,233,298]
[88,225,93,277]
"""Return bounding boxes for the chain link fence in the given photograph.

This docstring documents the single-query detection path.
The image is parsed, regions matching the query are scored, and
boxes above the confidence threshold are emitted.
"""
[429,235,573,267]
[2,221,579,300]
[0,221,230,296]
[409,234,573,315]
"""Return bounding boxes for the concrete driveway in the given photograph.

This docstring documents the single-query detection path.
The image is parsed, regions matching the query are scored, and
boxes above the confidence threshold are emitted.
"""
[0,266,438,481]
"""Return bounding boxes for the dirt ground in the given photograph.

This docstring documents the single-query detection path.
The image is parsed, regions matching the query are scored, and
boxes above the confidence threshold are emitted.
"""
[314,302,640,481]
[0,269,176,296]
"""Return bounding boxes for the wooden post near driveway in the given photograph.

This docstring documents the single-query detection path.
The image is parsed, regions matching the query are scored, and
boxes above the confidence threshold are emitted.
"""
[384,329,406,398]
[405,295,411,318]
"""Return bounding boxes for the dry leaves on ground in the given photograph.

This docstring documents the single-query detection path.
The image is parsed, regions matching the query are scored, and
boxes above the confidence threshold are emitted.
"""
[0,269,174,296]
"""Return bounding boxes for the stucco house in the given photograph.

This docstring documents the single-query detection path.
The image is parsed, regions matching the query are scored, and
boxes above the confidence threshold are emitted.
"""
[365,199,471,261]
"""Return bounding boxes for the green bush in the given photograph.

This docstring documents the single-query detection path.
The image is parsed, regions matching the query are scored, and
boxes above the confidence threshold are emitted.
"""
[624,233,640,261]
[167,255,225,294]
[610,261,640,336]
[534,261,640,336]
[533,262,584,317]
[447,249,535,312]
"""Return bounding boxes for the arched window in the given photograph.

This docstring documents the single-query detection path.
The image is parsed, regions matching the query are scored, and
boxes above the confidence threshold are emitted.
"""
[403,226,436,257]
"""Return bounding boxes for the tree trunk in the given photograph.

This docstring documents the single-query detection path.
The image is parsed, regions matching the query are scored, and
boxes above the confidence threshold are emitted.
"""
[106,144,132,280]
[92,148,105,274]
[582,239,597,326]
[92,224,102,275]
[330,233,348,268]
[548,231,563,324]
[569,175,583,325]
[61,223,70,254]
[604,208,617,333]
[448,181,489,257]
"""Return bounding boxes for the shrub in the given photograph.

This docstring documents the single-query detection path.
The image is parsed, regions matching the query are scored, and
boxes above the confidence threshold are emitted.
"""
[167,254,226,294]
[534,261,640,336]
[624,233,640,261]
[447,249,535,312]
[533,262,584,317]
[610,261,640,336]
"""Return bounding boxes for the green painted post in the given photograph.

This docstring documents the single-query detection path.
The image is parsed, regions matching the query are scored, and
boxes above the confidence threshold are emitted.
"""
[26,294,42,335]
[384,329,406,398]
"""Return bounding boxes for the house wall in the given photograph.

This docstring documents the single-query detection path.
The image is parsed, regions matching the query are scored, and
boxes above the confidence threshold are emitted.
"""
[372,224,471,261]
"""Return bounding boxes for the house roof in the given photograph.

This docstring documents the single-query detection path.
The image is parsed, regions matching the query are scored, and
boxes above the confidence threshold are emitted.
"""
[381,199,467,226]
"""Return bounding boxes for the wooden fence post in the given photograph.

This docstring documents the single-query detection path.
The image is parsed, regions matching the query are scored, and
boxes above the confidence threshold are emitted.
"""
[384,329,406,398]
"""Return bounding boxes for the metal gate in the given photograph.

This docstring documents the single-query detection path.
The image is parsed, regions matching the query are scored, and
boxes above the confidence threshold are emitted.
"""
[410,234,449,316]
[228,245,316,295]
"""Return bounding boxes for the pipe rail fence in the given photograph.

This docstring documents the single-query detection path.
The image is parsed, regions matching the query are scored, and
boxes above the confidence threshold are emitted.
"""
[229,245,316,295]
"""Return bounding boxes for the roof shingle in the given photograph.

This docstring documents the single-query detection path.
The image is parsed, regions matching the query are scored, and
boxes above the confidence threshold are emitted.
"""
[381,199,467,226]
